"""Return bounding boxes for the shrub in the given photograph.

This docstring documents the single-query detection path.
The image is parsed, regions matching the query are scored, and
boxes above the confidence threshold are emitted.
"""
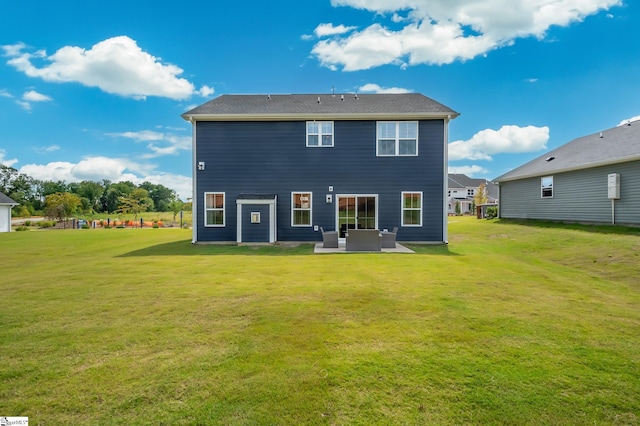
[152,223,159,229]
[24,220,32,226]
[486,206,498,219]
[15,226,29,231]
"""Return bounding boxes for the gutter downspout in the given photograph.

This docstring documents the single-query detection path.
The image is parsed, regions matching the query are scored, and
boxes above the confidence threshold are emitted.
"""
[443,115,450,244]
[191,119,197,244]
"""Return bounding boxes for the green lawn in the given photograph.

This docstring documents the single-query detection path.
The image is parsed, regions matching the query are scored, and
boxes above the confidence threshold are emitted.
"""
[1,218,638,425]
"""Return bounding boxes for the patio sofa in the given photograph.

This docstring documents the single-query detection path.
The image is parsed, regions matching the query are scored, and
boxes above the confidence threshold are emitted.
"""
[346,229,382,251]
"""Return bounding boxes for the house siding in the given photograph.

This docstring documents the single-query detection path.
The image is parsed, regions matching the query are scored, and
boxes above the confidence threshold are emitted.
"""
[499,160,640,225]
[195,120,446,242]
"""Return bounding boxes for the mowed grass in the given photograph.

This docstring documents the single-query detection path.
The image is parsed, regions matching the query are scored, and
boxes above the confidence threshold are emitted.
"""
[1,218,638,425]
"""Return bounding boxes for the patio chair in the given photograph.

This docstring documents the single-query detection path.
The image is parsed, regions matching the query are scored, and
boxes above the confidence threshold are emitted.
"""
[320,227,339,248]
[381,227,398,248]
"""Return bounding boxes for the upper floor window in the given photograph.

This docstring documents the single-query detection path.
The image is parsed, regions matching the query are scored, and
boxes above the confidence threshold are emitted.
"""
[204,192,225,226]
[541,176,553,198]
[292,192,312,226]
[307,121,333,147]
[467,189,475,196]
[377,121,418,156]
[402,191,422,226]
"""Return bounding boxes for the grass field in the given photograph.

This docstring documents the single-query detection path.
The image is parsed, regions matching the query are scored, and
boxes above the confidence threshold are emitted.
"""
[1,217,638,425]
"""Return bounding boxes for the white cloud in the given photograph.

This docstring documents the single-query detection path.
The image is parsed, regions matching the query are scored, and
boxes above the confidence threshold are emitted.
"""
[0,89,13,98]
[18,156,192,200]
[358,83,411,94]
[3,36,212,100]
[109,130,191,158]
[448,165,490,176]
[314,23,358,37]
[22,90,52,102]
[17,89,53,111]
[313,0,621,70]
[0,149,19,167]
[618,116,640,126]
[449,125,549,161]
[34,145,61,154]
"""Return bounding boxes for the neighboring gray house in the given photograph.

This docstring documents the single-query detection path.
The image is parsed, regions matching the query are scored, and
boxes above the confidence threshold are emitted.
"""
[0,192,18,233]
[182,93,459,244]
[494,121,640,225]
[447,174,498,215]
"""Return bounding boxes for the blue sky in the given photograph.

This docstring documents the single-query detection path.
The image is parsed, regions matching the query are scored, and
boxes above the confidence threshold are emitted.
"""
[1,0,638,200]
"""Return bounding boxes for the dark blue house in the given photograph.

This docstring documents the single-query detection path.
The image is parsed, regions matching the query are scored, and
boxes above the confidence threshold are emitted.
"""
[182,93,458,244]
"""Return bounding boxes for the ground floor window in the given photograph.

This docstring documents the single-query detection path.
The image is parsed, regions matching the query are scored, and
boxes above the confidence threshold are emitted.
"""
[205,192,225,226]
[292,192,312,226]
[402,191,422,226]
[541,176,553,198]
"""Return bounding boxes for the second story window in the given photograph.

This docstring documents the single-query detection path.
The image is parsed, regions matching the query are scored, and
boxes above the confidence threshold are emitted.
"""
[377,121,418,156]
[307,121,333,147]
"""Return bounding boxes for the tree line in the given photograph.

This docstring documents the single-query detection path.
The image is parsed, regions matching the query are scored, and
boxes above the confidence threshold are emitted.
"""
[1,164,189,218]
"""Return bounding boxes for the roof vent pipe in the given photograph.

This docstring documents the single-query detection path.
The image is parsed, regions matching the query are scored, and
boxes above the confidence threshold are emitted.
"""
[599,131,603,138]
[317,96,321,104]
[341,94,344,101]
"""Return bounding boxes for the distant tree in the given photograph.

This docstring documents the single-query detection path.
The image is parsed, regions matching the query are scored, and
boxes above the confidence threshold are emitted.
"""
[474,183,488,206]
[139,181,175,212]
[76,180,104,213]
[44,192,81,224]
[0,165,38,213]
[167,197,184,223]
[41,180,69,197]
[117,188,153,219]
[102,181,136,213]
[455,200,461,215]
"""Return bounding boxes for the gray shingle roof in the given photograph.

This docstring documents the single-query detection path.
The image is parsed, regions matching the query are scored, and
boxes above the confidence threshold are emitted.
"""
[0,192,18,205]
[494,121,640,182]
[448,174,498,200]
[182,93,458,120]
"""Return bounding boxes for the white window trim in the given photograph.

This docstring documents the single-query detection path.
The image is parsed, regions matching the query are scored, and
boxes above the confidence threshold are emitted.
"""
[291,191,313,227]
[541,176,554,198]
[376,121,419,156]
[306,121,334,147]
[204,192,225,227]
[401,191,423,227]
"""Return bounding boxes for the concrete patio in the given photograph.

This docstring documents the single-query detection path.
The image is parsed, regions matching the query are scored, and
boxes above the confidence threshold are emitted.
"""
[313,241,415,254]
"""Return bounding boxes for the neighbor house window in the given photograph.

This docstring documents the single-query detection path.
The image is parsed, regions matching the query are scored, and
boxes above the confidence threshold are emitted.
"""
[541,176,553,198]
[204,192,225,226]
[377,121,418,156]
[307,121,333,147]
[402,191,422,226]
[467,189,475,196]
[292,192,312,226]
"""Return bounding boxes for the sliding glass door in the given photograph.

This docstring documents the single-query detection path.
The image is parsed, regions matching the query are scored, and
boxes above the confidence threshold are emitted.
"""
[337,195,377,237]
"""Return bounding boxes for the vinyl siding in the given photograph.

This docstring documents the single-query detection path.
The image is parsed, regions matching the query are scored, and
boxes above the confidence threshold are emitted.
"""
[499,160,640,225]
[195,120,446,242]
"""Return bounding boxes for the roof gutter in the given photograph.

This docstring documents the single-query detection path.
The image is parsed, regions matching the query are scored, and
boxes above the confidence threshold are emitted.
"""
[494,154,640,183]
[181,112,460,122]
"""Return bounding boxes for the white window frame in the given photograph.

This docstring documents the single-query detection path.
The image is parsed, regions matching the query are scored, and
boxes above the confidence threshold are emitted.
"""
[401,191,423,227]
[376,121,418,156]
[291,192,313,227]
[306,121,334,147]
[204,192,225,227]
[541,176,553,198]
